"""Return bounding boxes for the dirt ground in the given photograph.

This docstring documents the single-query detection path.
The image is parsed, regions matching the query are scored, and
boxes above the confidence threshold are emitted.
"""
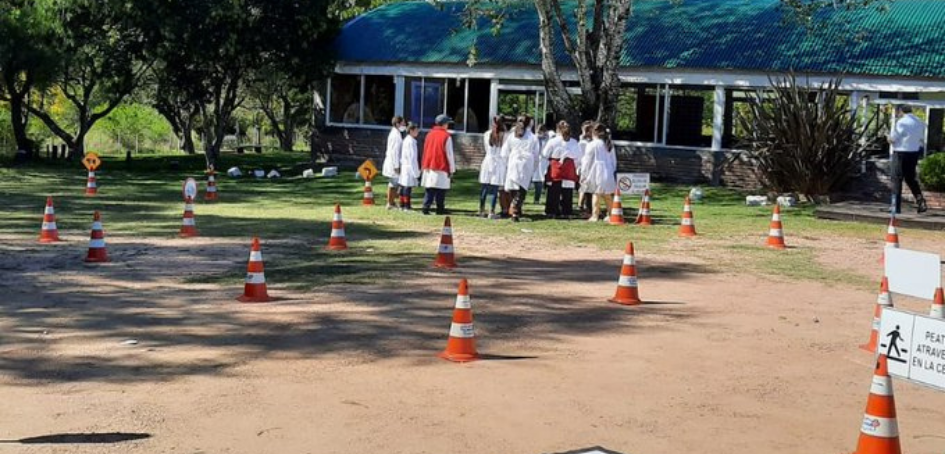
[1,229,944,454]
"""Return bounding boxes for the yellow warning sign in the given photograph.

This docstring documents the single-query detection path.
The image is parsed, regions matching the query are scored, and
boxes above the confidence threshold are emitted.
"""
[357,159,378,181]
[82,152,101,171]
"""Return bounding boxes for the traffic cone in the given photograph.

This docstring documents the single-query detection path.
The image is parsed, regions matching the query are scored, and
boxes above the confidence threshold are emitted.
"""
[861,277,894,353]
[635,189,652,226]
[608,188,626,225]
[880,215,899,264]
[766,205,786,249]
[326,203,348,251]
[362,180,375,206]
[679,196,697,237]
[931,287,944,319]
[38,197,61,243]
[438,278,479,362]
[609,241,642,306]
[179,195,198,237]
[84,211,108,263]
[205,171,218,201]
[433,216,457,269]
[851,355,901,454]
[237,237,271,303]
[85,170,98,196]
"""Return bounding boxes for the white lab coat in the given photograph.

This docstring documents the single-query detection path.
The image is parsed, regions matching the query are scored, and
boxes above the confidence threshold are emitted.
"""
[398,135,420,187]
[382,127,403,179]
[581,138,617,195]
[503,132,539,192]
[479,131,503,186]
[890,113,926,153]
[532,134,550,182]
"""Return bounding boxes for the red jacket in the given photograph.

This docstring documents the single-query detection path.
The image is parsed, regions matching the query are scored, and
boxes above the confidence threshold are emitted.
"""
[422,126,451,173]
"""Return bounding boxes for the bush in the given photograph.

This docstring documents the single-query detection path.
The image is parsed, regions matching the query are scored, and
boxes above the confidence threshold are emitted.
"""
[920,152,945,192]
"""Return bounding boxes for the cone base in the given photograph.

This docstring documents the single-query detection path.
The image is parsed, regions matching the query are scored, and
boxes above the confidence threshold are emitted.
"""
[609,220,626,226]
[438,351,479,362]
[679,231,697,237]
[39,237,60,243]
[179,231,199,238]
[433,261,457,269]
[609,297,643,306]
[85,193,97,197]
[237,295,272,303]
[635,221,652,226]
[859,343,876,353]
[362,201,375,206]
[84,256,109,263]
[326,244,348,251]
[766,243,786,249]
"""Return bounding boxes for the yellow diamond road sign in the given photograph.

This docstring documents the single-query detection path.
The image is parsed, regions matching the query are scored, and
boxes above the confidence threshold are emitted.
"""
[82,152,101,171]
[358,160,378,181]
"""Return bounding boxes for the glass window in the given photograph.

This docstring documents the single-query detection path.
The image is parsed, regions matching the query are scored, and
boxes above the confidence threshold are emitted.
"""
[465,79,490,133]
[445,78,467,132]
[363,75,395,126]
[666,86,714,147]
[614,84,662,142]
[405,78,446,128]
[330,75,361,124]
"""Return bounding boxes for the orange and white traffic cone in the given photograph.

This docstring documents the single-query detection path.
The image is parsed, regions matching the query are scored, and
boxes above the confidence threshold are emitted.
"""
[438,278,479,362]
[608,188,626,225]
[205,171,218,201]
[635,189,652,226]
[609,241,642,306]
[362,180,375,206]
[433,216,457,269]
[880,215,899,264]
[179,195,198,237]
[237,237,272,303]
[326,203,348,251]
[679,196,697,237]
[85,170,98,196]
[861,277,894,353]
[931,287,944,319]
[38,196,61,243]
[84,211,109,263]
[766,205,786,249]
[851,355,901,454]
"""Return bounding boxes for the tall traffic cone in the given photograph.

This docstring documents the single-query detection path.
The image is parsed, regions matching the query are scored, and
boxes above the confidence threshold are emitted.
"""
[237,237,271,303]
[679,196,697,237]
[766,205,786,249]
[205,171,218,201]
[438,278,479,362]
[84,211,109,263]
[326,203,348,251]
[179,195,198,237]
[851,355,901,454]
[362,180,375,206]
[608,188,626,225]
[635,189,652,226]
[85,170,98,196]
[861,277,894,353]
[931,287,944,319]
[880,215,899,264]
[38,197,61,243]
[609,241,642,306]
[433,216,457,269]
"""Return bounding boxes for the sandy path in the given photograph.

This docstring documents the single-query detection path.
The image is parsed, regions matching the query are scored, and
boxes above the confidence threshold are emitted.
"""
[1,231,944,454]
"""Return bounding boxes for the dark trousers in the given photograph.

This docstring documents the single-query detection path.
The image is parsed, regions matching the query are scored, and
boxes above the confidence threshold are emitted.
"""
[892,151,924,213]
[532,181,544,204]
[510,188,528,218]
[479,184,499,212]
[544,181,573,217]
[422,188,446,213]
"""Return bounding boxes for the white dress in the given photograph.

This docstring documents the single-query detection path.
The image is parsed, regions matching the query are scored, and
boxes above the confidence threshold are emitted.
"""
[532,135,550,182]
[479,132,502,186]
[398,135,420,187]
[503,133,539,192]
[577,138,592,192]
[382,127,403,180]
[582,138,617,195]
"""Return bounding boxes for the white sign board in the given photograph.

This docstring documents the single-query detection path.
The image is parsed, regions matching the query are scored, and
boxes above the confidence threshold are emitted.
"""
[879,308,945,391]
[615,173,650,195]
[182,178,198,201]
[884,248,941,300]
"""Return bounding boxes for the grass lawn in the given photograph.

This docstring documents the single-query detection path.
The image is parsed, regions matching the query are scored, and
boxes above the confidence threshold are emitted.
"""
[0,151,918,292]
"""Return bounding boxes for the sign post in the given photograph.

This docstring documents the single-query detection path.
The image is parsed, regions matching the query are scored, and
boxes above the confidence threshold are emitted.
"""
[879,308,945,391]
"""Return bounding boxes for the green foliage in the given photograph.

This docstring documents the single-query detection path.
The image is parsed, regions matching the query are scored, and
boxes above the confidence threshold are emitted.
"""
[100,103,172,151]
[919,152,945,192]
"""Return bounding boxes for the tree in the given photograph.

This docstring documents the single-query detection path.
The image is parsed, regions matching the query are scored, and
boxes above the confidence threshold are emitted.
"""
[100,103,171,153]
[247,70,314,151]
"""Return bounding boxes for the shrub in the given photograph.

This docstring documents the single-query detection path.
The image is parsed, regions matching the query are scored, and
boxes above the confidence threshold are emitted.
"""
[920,152,945,192]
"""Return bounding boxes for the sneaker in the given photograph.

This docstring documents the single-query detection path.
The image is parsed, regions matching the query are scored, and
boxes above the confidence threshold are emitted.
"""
[588,216,599,222]
[512,216,520,223]
[422,208,431,215]
[918,197,929,213]
[386,204,394,210]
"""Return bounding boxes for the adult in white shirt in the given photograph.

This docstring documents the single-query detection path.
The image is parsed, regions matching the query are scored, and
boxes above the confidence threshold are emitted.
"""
[502,115,540,222]
[478,117,506,218]
[397,122,421,211]
[420,114,456,215]
[887,105,928,213]
[381,116,406,209]
[542,121,581,218]
[582,123,617,221]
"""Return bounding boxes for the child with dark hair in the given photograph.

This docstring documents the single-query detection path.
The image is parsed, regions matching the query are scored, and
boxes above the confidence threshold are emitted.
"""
[502,115,540,222]
[397,122,421,211]
[582,123,617,221]
[478,116,506,218]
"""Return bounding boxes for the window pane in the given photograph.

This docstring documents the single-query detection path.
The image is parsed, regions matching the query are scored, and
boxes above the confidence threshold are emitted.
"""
[616,85,662,142]
[445,78,467,132]
[422,78,445,128]
[404,77,422,126]
[330,75,361,124]
[666,86,713,147]
[465,79,490,133]
[363,75,395,126]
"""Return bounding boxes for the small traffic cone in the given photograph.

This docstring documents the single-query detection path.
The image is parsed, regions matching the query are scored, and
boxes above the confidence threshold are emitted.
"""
[861,277,894,353]
[205,171,218,201]
[237,237,271,303]
[84,211,108,263]
[931,287,944,319]
[766,205,786,249]
[679,196,697,237]
[438,278,479,362]
[851,355,901,454]
[362,180,375,206]
[38,197,61,243]
[879,215,899,264]
[433,216,457,269]
[608,188,626,225]
[609,241,642,306]
[326,203,348,251]
[179,195,198,237]
[635,189,652,226]
[85,170,98,196]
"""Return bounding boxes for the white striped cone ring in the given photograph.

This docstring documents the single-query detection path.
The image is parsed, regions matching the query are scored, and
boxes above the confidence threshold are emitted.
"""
[88,239,106,248]
[438,244,454,254]
[454,294,471,309]
[249,251,263,261]
[245,272,267,284]
[330,228,346,238]
[622,255,635,266]
[860,416,899,438]
[618,275,638,287]
[448,322,475,338]
[768,228,783,237]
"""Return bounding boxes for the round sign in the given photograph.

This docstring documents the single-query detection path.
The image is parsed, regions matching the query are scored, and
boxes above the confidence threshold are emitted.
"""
[618,176,632,192]
[183,178,198,201]
[82,153,101,171]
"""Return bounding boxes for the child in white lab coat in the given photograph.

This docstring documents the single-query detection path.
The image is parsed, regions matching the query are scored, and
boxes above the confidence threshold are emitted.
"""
[382,116,406,209]
[478,117,506,218]
[397,123,421,211]
[502,115,540,222]
[582,123,617,221]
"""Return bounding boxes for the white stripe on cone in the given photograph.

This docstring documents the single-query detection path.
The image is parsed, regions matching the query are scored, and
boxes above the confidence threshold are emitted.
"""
[333,213,343,221]
[182,218,196,226]
[45,207,55,214]
[438,244,454,254]
[772,214,781,221]
[330,229,346,238]
[448,322,475,338]
[441,227,453,236]
[623,256,636,266]
[639,209,650,215]
[89,239,106,248]
[932,304,944,318]
[618,276,638,287]
[682,218,693,225]
[768,228,783,237]
[611,208,623,215]
[869,375,893,396]
[249,251,263,261]
[454,295,471,309]
[245,272,266,284]
[860,415,899,438]
[42,222,57,230]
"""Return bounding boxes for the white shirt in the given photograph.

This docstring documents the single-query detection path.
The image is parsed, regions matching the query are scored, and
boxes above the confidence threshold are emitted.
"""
[890,113,926,153]
[382,127,403,178]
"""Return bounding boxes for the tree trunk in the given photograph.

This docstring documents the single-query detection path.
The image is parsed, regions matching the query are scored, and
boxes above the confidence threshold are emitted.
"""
[181,130,196,154]
[8,95,34,158]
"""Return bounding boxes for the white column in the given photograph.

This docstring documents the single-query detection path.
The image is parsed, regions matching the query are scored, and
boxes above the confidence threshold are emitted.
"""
[712,85,725,151]
[394,76,405,117]
[661,85,671,145]
[489,78,499,121]
[325,77,332,125]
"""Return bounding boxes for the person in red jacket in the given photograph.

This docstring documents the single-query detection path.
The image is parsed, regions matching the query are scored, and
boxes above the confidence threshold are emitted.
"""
[420,114,456,215]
